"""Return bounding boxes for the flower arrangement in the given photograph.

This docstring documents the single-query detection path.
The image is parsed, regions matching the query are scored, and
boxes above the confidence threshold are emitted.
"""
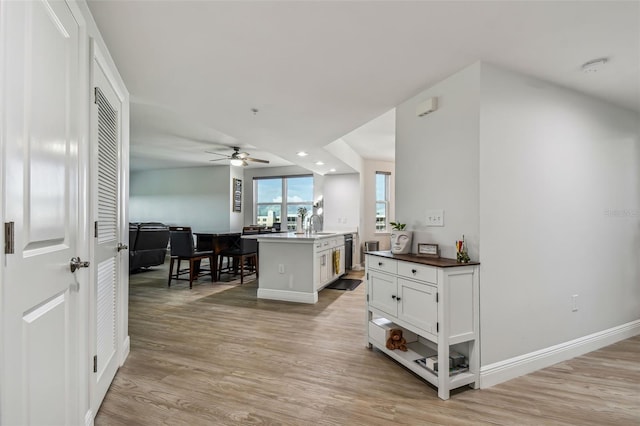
[456,235,470,263]
[297,207,308,219]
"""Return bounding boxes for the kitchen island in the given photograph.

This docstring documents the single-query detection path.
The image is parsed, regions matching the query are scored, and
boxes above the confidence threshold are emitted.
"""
[251,231,354,303]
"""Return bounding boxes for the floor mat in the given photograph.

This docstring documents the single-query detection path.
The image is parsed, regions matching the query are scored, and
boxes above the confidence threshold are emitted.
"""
[324,278,362,291]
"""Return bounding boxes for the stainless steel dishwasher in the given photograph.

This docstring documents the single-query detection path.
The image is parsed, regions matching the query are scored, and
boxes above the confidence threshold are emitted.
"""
[344,234,353,270]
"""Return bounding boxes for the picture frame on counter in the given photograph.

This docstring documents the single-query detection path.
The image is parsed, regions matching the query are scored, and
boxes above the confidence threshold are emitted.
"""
[416,243,439,258]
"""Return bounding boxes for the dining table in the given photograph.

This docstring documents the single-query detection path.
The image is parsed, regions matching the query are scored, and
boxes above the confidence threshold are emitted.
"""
[192,231,242,280]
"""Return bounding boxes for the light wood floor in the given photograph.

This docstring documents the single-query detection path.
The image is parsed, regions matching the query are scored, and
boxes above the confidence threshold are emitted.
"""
[96,263,640,425]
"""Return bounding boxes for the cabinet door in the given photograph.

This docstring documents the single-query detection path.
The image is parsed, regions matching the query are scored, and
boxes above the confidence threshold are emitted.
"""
[314,246,329,289]
[398,278,438,336]
[333,245,345,278]
[369,271,398,317]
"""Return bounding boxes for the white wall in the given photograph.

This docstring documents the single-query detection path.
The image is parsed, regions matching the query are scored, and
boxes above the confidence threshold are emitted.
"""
[395,61,640,374]
[361,159,395,253]
[323,173,360,231]
[129,166,235,231]
[479,63,640,364]
[395,63,480,259]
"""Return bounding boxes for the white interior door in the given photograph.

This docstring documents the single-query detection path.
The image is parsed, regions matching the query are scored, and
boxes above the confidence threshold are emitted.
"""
[90,54,123,412]
[1,0,82,424]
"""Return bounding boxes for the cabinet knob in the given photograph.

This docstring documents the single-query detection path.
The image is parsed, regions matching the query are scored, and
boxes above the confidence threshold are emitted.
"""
[411,269,417,274]
[396,297,401,302]
[378,262,383,266]
[391,295,396,299]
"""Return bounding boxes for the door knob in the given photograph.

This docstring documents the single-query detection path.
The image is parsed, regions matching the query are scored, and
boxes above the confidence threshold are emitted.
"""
[70,257,90,273]
[117,243,128,252]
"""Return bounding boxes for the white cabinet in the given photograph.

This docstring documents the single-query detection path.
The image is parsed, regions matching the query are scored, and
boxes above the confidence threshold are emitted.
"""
[314,236,345,290]
[366,253,480,400]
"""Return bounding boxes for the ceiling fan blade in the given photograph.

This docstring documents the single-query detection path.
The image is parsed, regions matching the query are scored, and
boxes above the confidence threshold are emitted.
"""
[245,157,270,164]
[205,151,230,158]
[209,158,229,162]
[237,152,250,159]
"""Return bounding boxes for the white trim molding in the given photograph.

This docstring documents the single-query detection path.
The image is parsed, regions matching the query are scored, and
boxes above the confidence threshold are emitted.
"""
[480,320,640,389]
[120,335,130,366]
[84,409,94,426]
[257,288,318,304]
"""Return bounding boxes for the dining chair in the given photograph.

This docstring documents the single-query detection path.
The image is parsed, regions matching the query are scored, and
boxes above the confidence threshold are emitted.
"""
[168,226,215,288]
[218,236,258,284]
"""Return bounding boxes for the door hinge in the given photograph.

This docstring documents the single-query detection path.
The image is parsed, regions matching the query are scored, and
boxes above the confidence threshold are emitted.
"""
[366,272,369,280]
[94,221,98,238]
[4,222,14,254]
[436,322,439,333]
[93,355,97,373]
[436,292,439,303]
[366,294,369,302]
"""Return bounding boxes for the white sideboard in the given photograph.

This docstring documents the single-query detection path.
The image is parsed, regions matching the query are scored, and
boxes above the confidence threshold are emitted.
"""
[365,252,480,400]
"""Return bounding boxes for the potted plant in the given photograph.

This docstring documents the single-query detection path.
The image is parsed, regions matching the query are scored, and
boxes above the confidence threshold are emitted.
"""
[390,221,412,254]
[296,207,308,234]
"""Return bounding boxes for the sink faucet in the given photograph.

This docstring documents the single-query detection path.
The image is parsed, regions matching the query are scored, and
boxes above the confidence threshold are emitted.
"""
[307,214,323,233]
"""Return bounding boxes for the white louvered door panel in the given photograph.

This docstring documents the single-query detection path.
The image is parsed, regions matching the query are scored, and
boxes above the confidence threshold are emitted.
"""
[91,59,122,414]
[96,87,118,244]
[96,258,116,378]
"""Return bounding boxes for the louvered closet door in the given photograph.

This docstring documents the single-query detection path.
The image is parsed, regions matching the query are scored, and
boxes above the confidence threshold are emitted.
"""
[91,61,122,411]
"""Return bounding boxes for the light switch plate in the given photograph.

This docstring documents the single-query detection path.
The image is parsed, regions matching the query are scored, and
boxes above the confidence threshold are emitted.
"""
[426,209,444,226]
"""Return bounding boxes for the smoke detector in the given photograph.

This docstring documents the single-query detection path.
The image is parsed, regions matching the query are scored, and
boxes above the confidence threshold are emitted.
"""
[581,58,608,73]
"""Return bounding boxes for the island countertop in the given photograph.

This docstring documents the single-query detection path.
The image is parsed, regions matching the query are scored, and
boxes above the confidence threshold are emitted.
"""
[245,230,356,242]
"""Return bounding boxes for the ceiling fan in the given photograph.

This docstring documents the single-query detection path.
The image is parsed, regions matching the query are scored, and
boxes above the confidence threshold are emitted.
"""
[207,146,270,167]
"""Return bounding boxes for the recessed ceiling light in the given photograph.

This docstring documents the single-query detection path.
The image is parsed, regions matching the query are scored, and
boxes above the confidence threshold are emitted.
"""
[315,161,324,166]
[329,168,336,172]
[296,151,308,157]
[581,57,608,73]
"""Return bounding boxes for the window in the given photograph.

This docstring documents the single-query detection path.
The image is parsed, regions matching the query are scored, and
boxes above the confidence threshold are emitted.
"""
[375,171,390,232]
[255,175,313,230]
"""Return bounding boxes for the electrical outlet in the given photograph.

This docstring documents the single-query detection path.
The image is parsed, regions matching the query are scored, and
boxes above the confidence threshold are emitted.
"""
[426,209,444,226]
[278,264,285,274]
[571,294,578,312]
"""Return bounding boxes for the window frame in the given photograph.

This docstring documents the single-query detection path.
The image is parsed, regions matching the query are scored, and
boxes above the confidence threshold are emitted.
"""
[375,171,391,233]
[254,175,314,230]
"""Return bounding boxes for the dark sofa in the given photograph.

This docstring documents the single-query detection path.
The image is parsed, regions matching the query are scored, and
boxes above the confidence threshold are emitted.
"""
[129,222,170,272]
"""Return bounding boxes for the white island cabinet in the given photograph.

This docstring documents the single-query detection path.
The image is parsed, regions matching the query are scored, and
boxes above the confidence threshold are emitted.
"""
[255,232,350,303]
[365,252,480,400]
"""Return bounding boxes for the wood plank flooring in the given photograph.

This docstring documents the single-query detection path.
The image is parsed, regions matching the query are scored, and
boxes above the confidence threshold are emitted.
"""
[96,263,640,425]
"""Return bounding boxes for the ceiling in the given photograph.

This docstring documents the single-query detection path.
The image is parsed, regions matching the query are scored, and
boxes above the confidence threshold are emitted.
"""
[87,1,640,174]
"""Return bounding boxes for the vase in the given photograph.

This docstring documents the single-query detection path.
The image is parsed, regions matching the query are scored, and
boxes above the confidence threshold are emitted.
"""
[390,230,412,254]
[295,216,304,234]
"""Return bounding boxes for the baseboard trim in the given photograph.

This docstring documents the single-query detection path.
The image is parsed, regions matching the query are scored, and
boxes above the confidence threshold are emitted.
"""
[480,319,640,389]
[120,335,130,366]
[84,409,94,426]
[257,288,318,304]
